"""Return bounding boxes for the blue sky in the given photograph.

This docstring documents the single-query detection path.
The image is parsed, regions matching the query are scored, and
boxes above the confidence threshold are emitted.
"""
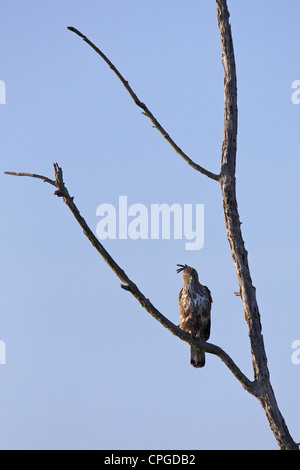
[1,0,299,450]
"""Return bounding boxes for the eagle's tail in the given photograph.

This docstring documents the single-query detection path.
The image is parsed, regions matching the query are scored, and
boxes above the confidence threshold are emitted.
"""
[190,346,205,368]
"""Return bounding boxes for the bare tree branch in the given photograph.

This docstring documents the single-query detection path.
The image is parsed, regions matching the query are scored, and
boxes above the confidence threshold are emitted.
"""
[5,165,255,396]
[4,171,56,187]
[67,26,220,182]
[216,0,298,450]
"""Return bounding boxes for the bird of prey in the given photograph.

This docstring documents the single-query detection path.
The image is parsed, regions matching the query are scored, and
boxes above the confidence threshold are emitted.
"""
[177,264,212,368]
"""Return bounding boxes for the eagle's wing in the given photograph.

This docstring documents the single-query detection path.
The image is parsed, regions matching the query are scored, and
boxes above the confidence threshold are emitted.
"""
[179,287,183,301]
[202,286,212,341]
[178,288,183,312]
[204,286,213,305]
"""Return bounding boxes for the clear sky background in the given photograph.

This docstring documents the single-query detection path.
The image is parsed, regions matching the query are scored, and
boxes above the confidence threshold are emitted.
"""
[1,0,299,450]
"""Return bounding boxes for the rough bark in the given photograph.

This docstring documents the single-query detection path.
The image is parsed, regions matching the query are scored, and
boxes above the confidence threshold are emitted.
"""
[216,0,298,450]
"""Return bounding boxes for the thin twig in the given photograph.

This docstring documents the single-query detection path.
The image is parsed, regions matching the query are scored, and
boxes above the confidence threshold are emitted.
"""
[4,171,56,187]
[5,164,256,396]
[67,26,220,182]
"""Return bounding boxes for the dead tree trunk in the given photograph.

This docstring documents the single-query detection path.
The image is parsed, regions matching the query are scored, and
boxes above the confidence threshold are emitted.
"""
[217,0,298,449]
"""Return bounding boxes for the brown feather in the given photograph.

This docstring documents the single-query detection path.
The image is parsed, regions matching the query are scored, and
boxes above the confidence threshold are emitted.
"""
[178,265,212,368]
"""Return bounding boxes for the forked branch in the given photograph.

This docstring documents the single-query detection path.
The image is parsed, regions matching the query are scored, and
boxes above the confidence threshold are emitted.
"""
[5,165,255,396]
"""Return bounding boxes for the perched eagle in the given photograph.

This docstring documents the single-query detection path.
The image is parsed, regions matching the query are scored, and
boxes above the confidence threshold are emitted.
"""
[177,264,212,368]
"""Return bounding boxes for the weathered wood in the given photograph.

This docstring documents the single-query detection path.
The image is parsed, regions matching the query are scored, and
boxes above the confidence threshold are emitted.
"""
[67,27,220,182]
[216,0,298,450]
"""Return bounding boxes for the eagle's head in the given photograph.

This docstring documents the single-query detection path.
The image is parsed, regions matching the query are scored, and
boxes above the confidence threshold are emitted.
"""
[176,264,199,286]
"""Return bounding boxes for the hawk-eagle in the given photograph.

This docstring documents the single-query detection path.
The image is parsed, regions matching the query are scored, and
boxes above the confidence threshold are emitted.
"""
[177,264,212,368]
